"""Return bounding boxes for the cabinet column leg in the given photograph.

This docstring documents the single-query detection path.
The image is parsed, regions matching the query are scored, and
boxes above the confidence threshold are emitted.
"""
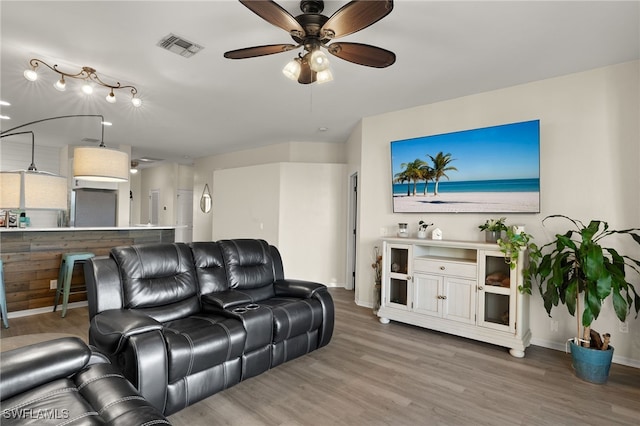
[509,348,525,358]
[379,317,390,324]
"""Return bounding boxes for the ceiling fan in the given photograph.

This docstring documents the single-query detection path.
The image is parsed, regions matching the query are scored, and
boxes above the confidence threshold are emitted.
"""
[224,0,396,84]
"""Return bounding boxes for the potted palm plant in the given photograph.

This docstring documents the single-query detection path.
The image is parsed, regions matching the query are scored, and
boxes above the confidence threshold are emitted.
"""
[522,215,640,383]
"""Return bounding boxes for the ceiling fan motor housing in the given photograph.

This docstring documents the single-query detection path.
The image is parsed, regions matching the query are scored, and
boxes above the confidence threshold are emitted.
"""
[300,0,324,14]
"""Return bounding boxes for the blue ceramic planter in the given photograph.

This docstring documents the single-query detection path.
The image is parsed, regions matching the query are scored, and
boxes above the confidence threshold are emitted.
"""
[569,340,614,384]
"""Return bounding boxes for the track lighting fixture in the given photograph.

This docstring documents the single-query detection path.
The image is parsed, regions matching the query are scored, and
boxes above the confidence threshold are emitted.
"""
[23,59,142,107]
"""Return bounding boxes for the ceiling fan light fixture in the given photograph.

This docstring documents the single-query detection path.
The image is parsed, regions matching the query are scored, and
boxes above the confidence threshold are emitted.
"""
[309,49,330,72]
[316,68,333,84]
[282,58,302,80]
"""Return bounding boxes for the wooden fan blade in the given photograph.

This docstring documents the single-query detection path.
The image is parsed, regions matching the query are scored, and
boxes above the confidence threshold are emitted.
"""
[297,61,317,84]
[320,0,393,40]
[240,0,305,37]
[224,44,298,59]
[327,42,395,68]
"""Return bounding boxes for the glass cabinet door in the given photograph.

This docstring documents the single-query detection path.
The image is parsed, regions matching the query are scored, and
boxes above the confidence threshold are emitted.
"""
[384,244,412,310]
[478,250,516,332]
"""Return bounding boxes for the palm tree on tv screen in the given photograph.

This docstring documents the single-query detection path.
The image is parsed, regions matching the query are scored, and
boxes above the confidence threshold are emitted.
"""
[393,170,411,196]
[399,159,428,196]
[429,152,458,195]
[420,164,435,195]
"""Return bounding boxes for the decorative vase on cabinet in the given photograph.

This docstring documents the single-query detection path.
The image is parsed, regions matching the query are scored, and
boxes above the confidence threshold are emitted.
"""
[485,230,501,243]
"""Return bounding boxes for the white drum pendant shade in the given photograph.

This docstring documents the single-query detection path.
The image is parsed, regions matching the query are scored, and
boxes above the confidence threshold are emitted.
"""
[0,171,67,210]
[74,146,129,182]
[24,172,68,209]
[0,172,22,209]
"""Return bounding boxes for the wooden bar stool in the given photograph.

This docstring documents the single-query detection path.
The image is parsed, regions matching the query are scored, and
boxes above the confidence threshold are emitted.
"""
[0,259,8,328]
[53,252,95,317]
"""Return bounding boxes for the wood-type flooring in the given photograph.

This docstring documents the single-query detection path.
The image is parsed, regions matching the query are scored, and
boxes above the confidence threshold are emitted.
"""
[1,288,638,425]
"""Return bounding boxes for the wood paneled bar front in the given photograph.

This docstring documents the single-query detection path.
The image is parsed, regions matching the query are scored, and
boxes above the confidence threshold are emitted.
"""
[0,227,175,313]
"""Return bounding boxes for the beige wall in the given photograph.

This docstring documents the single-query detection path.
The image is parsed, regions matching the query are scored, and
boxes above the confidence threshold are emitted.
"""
[138,163,194,226]
[193,141,347,241]
[349,60,640,366]
[212,162,347,286]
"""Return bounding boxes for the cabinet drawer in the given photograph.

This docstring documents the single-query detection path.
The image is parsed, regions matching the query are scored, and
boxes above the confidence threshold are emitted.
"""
[414,258,477,278]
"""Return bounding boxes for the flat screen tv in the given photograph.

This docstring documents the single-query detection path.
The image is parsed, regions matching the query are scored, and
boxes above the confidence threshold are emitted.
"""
[391,120,540,213]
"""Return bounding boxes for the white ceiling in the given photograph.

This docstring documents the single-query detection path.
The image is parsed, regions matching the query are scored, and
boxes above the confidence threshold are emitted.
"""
[1,1,639,167]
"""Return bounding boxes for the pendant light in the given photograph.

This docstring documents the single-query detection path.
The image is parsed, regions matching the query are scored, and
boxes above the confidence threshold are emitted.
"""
[1,115,129,184]
[0,131,67,210]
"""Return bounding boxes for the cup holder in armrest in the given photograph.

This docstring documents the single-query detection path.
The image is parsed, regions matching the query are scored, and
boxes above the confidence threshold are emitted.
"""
[232,304,260,314]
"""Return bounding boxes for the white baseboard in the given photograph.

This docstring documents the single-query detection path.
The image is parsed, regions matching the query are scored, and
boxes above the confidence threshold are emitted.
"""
[7,301,88,319]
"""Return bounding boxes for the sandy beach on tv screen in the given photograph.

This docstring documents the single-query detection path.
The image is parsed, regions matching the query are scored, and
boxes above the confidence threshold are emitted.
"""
[393,192,539,213]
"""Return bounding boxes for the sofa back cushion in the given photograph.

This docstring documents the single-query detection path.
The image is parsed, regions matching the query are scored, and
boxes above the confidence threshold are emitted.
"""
[189,242,229,295]
[111,243,200,322]
[218,239,276,297]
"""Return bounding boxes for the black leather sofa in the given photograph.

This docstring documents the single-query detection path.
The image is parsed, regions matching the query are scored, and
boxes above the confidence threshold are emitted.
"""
[0,337,170,425]
[84,239,334,416]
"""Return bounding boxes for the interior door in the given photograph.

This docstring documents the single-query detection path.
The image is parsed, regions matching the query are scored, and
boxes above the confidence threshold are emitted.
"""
[176,189,193,242]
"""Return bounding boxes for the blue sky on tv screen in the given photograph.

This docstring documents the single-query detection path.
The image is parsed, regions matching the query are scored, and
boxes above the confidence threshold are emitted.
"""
[391,120,540,182]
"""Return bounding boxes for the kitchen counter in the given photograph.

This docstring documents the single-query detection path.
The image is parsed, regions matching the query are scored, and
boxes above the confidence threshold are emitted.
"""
[0,227,175,313]
[0,225,177,232]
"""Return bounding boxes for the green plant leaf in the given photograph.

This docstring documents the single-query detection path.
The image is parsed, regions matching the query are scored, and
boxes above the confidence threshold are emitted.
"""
[585,285,601,322]
[611,287,628,322]
[584,243,604,282]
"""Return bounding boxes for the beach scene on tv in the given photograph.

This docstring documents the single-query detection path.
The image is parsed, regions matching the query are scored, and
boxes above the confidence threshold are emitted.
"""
[391,120,540,213]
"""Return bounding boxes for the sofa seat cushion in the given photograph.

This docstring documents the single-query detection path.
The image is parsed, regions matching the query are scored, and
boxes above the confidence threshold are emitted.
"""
[258,297,323,343]
[163,314,246,383]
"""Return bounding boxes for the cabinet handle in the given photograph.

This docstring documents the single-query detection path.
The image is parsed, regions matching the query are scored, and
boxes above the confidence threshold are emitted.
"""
[407,275,412,281]
[439,266,445,270]
[441,295,447,300]
[478,286,484,290]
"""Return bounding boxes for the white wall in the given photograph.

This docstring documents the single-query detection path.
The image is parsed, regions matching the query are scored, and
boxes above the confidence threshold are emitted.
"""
[138,163,194,228]
[212,163,281,244]
[350,61,640,366]
[212,162,347,287]
[279,163,347,284]
[193,141,347,241]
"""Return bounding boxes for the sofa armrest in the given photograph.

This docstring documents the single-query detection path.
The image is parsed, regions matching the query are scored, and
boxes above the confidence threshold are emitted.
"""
[274,279,327,298]
[202,290,253,309]
[90,309,163,355]
[0,337,91,400]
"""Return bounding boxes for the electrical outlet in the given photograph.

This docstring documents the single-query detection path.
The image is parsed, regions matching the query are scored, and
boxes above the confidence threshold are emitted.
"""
[550,320,558,332]
[50,279,58,290]
[619,321,629,333]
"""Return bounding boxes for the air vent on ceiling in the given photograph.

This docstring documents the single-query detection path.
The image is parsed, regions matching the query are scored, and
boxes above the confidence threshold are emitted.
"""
[157,33,204,58]
[136,156,164,163]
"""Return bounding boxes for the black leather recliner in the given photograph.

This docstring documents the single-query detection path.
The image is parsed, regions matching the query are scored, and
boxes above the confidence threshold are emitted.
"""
[84,239,334,416]
[0,337,170,425]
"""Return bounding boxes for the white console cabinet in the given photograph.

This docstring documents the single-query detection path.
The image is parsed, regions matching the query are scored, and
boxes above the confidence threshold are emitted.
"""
[378,238,531,357]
